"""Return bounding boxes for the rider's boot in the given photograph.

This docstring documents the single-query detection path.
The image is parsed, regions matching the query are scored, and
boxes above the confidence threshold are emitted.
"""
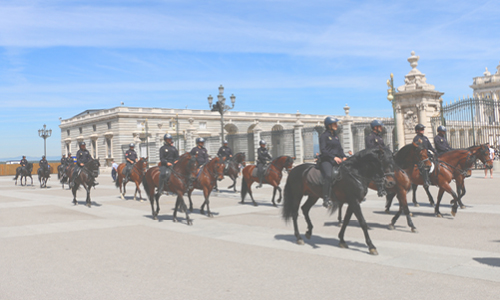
[256,175,263,188]
[322,179,332,208]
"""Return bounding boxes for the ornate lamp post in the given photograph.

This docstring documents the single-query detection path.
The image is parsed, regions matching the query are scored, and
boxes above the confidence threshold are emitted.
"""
[38,124,52,157]
[387,73,399,151]
[208,85,236,146]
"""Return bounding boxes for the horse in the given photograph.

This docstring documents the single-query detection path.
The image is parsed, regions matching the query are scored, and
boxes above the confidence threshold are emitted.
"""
[187,157,225,217]
[282,148,396,255]
[57,164,65,180]
[142,153,199,225]
[37,165,51,188]
[59,164,76,189]
[71,159,100,207]
[224,152,246,192]
[13,163,33,186]
[337,145,425,233]
[240,156,294,206]
[115,157,148,201]
[410,144,493,213]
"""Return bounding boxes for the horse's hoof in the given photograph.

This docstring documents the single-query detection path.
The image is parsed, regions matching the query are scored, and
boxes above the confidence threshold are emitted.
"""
[369,248,379,255]
[273,203,277,207]
[384,209,390,214]
[200,210,205,215]
[173,218,178,223]
[436,213,442,218]
[414,203,420,207]
[120,195,125,200]
[297,239,305,245]
[430,203,435,207]
[187,220,193,226]
[338,221,343,227]
[411,228,418,233]
[305,232,312,239]
[388,224,395,230]
[140,200,144,203]
[460,205,465,209]
[239,201,244,204]
[451,210,456,217]
[208,213,214,218]
[409,212,413,217]
[339,242,348,249]
[153,216,158,221]
[253,203,258,207]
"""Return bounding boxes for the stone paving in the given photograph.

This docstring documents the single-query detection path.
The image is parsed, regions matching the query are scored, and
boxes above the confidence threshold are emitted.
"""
[1,170,499,299]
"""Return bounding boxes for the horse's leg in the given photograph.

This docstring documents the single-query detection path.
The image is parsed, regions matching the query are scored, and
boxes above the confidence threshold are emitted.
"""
[151,189,159,220]
[202,187,213,218]
[435,188,445,217]
[352,200,378,255]
[86,185,91,208]
[187,189,194,212]
[72,184,78,205]
[338,204,354,249]
[423,185,435,206]
[277,186,283,204]
[411,183,419,207]
[301,196,319,240]
[245,180,258,206]
[290,193,305,245]
[179,196,192,225]
[439,181,460,217]
[455,177,466,209]
[271,186,278,207]
[391,188,417,232]
[385,192,396,213]
[119,177,125,200]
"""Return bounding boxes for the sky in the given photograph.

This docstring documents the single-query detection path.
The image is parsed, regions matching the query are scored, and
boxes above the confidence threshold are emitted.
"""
[1,0,499,159]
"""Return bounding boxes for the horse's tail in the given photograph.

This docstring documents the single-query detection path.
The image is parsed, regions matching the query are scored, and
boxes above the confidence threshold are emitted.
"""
[282,164,309,223]
[241,175,248,201]
[142,174,152,201]
[115,175,120,188]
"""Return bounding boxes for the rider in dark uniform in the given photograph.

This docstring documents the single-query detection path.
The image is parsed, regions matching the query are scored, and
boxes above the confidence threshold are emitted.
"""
[70,142,98,187]
[217,140,233,168]
[365,120,386,149]
[20,156,28,167]
[434,126,452,156]
[413,124,436,154]
[256,140,272,188]
[319,117,347,208]
[60,154,67,166]
[39,156,49,172]
[156,134,179,198]
[66,153,75,165]
[190,138,209,167]
[123,143,138,182]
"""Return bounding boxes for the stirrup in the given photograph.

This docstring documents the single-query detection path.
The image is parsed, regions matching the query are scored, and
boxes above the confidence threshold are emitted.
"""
[323,197,333,208]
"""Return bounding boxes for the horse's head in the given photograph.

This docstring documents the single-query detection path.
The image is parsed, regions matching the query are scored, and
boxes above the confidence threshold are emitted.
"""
[374,147,396,190]
[235,152,246,166]
[476,144,493,169]
[86,158,100,178]
[214,157,225,181]
[139,157,148,174]
[284,156,294,172]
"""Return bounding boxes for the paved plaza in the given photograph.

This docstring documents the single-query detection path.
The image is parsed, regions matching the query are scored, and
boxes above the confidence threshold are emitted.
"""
[1,170,500,299]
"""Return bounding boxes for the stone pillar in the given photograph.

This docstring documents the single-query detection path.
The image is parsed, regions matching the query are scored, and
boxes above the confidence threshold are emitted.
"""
[293,120,304,163]
[342,104,353,154]
[186,118,196,151]
[393,51,444,146]
[253,126,262,163]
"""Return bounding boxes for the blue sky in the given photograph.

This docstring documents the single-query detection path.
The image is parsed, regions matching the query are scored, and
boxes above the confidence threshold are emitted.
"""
[1,0,499,158]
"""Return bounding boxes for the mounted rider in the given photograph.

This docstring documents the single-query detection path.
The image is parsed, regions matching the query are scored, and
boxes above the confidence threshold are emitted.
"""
[156,134,179,198]
[217,140,233,169]
[434,126,453,156]
[365,120,386,149]
[190,137,209,168]
[60,154,67,166]
[413,124,436,155]
[123,143,138,183]
[66,153,75,165]
[20,156,28,167]
[39,156,50,172]
[256,140,272,188]
[319,117,347,208]
[69,142,98,188]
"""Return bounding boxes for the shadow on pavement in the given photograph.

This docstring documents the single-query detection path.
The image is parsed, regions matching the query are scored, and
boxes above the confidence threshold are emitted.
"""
[473,257,500,267]
[274,234,369,254]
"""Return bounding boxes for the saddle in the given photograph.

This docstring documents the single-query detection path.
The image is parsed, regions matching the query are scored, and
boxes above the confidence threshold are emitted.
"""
[251,163,270,178]
[306,165,342,186]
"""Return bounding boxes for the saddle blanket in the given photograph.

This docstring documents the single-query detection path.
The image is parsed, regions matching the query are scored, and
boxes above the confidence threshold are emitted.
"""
[251,164,270,177]
[305,167,324,186]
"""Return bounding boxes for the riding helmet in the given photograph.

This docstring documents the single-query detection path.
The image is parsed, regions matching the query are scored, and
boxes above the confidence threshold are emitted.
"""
[80,142,86,147]
[196,137,205,144]
[129,143,135,148]
[324,116,339,128]
[259,140,266,145]
[415,124,425,131]
[370,119,384,129]
[437,125,446,132]
[164,133,173,140]
[223,140,228,144]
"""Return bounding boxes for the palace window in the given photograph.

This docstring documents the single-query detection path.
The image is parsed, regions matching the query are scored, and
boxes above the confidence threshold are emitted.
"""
[107,122,111,129]
[79,127,82,134]
[199,122,207,129]
[92,124,96,132]
[67,130,70,136]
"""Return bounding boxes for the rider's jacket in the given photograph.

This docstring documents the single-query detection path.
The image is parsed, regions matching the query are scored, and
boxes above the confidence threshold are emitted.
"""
[125,149,137,164]
[413,134,436,154]
[434,134,452,155]
[319,130,346,163]
[66,156,75,165]
[365,131,386,149]
[61,157,67,165]
[190,146,209,166]
[217,146,233,160]
[257,147,272,164]
[39,159,49,168]
[20,158,28,167]
[76,149,92,165]
[159,143,179,166]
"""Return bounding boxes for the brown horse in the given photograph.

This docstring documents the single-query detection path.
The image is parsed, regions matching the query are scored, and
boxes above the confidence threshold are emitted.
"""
[142,153,198,225]
[241,156,294,206]
[71,159,100,207]
[282,148,396,255]
[115,157,148,201]
[225,152,246,192]
[187,157,225,217]
[410,144,493,213]
[338,143,431,233]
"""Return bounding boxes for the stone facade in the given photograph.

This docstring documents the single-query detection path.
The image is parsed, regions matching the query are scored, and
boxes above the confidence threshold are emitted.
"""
[59,106,380,167]
[470,62,500,100]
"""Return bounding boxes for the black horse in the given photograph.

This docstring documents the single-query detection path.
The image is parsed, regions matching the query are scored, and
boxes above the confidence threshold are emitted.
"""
[225,152,246,192]
[71,159,100,207]
[37,165,51,188]
[282,148,395,255]
[13,163,33,186]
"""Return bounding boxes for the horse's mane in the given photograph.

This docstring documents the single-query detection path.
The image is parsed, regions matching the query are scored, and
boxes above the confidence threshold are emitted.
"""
[394,143,422,169]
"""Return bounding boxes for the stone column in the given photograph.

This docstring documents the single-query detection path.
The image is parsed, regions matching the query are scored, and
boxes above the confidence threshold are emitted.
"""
[342,104,353,154]
[416,103,429,136]
[293,120,304,163]
[394,104,405,148]
[186,118,196,151]
[253,125,262,163]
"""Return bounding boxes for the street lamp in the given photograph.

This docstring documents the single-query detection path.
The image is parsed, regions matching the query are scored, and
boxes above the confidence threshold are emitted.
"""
[387,73,399,151]
[208,85,236,146]
[38,124,52,157]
